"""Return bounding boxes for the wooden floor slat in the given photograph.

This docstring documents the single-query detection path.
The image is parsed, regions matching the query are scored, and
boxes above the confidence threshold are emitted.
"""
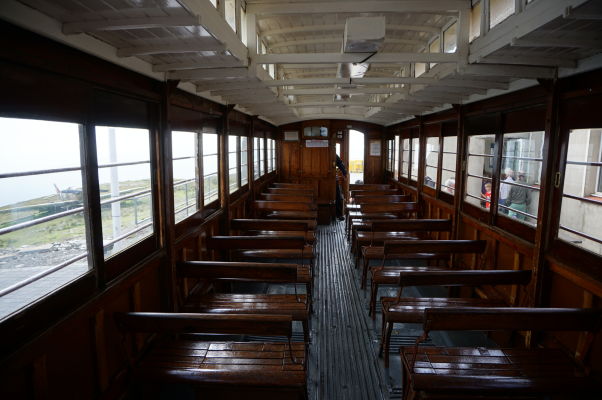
[308,222,388,400]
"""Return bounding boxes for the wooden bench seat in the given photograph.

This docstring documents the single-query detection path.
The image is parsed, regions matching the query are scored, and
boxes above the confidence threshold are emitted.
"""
[230,219,316,244]
[349,184,393,190]
[267,188,314,196]
[177,262,312,338]
[254,200,318,221]
[346,202,419,238]
[207,236,315,272]
[352,219,453,264]
[400,307,602,400]
[115,313,307,399]
[272,182,314,190]
[261,193,315,203]
[366,240,488,316]
[379,270,532,366]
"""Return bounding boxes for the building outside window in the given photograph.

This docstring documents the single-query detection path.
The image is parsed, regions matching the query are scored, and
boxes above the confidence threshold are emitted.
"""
[393,135,400,179]
[465,134,496,209]
[401,138,410,178]
[410,138,419,182]
[424,137,439,189]
[440,136,457,195]
[558,129,602,255]
[240,136,248,186]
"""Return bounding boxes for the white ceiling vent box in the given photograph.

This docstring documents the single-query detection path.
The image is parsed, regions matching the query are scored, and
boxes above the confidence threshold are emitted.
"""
[343,16,386,53]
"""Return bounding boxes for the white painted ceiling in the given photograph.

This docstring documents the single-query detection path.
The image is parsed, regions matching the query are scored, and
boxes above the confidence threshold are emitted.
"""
[3,0,602,126]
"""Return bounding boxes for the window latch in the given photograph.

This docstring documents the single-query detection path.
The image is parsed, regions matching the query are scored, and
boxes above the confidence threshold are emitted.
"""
[554,172,561,188]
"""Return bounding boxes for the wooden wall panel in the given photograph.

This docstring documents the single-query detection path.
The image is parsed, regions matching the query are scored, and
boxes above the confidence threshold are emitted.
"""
[280,141,301,182]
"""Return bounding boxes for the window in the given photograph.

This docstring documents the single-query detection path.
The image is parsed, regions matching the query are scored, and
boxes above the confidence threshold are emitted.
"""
[410,138,419,181]
[401,138,410,178]
[228,135,239,194]
[268,139,276,172]
[203,132,219,205]
[224,0,236,32]
[558,129,602,255]
[470,1,482,42]
[393,135,400,179]
[490,0,515,29]
[440,136,457,195]
[172,131,199,223]
[386,139,394,171]
[96,126,153,260]
[498,131,543,225]
[465,134,496,209]
[0,117,90,320]
[443,22,457,53]
[253,137,261,179]
[240,136,248,186]
[424,137,439,189]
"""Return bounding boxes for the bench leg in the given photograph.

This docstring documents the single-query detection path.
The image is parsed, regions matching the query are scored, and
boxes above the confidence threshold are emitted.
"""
[369,281,378,319]
[383,321,393,368]
[302,320,310,343]
[361,258,369,289]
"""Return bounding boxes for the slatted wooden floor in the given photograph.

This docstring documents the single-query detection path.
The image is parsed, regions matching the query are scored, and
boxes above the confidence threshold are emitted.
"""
[307,221,389,400]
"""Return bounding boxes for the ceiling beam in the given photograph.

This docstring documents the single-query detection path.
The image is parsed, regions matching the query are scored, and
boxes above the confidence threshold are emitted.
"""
[62,16,200,34]
[460,64,556,79]
[477,55,577,68]
[262,77,509,90]
[247,1,468,15]
[178,0,248,62]
[255,52,459,64]
[195,79,264,91]
[511,36,602,50]
[288,101,430,111]
[564,4,602,20]
[282,88,408,95]
[261,23,442,38]
[268,37,426,50]
[116,38,223,57]
[469,0,590,62]
[168,67,249,80]
[153,58,245,71]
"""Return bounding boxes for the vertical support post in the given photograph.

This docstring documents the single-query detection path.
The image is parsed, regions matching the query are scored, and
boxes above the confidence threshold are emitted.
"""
[219,105,234,234]
[452,104,464,241]
[531,78,560,307]
[457,8,470,70]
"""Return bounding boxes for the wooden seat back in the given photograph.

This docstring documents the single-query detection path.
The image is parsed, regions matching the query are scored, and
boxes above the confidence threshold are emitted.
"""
[350,189,399,197]
[423,307,602,335]
[267,187,314,196]
[397,269,532,288]
[115,312,294,337]
[359,202,419,214]
[272,182,313,190]
[254,200,317,212]
[349,184,392,190]
[384,239,487,257]
[207,235,306,250]
[231,219,312,232]
[352,194,411,204]
[260,193,314,202]
[177,261,299,282]
[367,219,452,232]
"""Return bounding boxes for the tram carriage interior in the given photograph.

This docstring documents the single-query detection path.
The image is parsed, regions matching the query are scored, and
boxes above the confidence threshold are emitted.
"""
[2,0,602,399]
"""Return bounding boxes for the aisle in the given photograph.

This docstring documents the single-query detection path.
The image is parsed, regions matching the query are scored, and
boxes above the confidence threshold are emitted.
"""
[307,221,388,400]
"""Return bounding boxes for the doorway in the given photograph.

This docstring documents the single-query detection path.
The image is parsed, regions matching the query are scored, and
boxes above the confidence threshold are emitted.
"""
[348,129,364,184]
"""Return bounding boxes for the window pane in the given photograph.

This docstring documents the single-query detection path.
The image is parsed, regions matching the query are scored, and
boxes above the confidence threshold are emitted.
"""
[440,136,457,195]
[499,132,543,225]
[424,137,439,188]
[224,0,236,32]
[203,133,219,205]
[172,131,199,223]
[259,138,265,176]
[0,117,90,320]
[470,1,482,42]
[254,137,260,179]
[411,139,419,181]
[228,135,238,194]
[558,129,602,255]
[444,22,457,53]
[241,137,248,186]
[96,126,153,259]
[394,136,400,178]
[402,138,410,178]
[490,0,515,29]
[465,134,495,209]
